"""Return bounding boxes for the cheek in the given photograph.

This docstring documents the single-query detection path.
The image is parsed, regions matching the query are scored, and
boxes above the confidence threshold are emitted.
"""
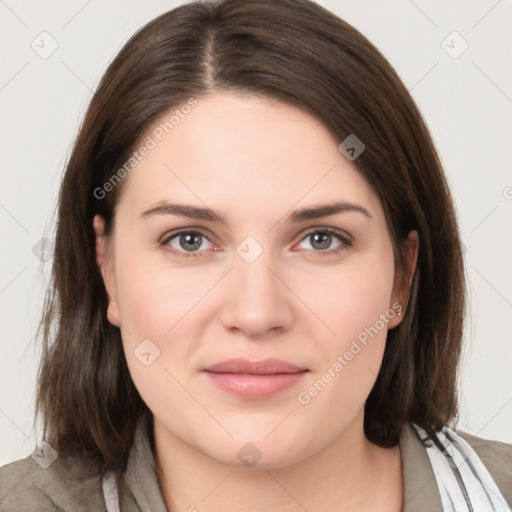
[113,246,209,341]
[115,268,164,341]
[112,256,193,415]
[295,249,396,404]
[303,250,396,346]
[112,248,218,392]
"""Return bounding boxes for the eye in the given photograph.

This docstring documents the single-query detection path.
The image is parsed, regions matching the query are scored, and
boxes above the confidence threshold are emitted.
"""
[160,227,352,259]
[296,227,352,254]
[160,230,215,258]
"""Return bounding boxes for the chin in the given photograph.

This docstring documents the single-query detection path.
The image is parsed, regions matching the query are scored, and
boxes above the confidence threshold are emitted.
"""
[193,425,314,470]
[208,442,306,470]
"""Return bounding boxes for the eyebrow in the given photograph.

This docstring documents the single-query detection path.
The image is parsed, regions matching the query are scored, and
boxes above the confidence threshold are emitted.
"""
[140,200,372,224]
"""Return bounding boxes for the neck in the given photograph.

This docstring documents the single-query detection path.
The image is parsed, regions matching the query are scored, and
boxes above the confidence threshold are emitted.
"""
[153,410,403,512]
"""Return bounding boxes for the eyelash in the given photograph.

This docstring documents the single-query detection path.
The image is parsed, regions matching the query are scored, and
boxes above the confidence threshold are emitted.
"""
[159,227,353,259]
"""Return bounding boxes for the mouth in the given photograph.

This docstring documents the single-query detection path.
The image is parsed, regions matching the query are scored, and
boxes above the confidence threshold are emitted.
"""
[202,358,309,399]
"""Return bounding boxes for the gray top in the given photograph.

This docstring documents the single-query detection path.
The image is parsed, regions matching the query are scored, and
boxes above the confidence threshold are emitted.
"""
[1,416,511,511]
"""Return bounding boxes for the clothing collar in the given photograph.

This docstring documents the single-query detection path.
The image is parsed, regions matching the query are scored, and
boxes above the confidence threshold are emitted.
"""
[121,416,444,511]
[400,422,444,511]
[121,414,168,512]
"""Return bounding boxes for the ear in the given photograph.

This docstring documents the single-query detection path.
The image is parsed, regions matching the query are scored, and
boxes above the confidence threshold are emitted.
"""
[387,230,419,329]
[93,214,121,327]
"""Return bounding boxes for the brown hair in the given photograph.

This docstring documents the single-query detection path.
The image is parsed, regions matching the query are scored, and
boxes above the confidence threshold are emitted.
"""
[36,0,465,477]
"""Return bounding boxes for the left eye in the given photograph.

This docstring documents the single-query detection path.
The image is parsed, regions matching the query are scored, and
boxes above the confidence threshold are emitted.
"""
[297,228,350,253]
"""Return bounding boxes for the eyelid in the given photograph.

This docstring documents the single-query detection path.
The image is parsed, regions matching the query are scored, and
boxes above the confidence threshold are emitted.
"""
[300,226,352,242]
[159,227,214,245]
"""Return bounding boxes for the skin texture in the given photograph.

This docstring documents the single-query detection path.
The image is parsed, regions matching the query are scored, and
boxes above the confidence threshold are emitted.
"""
[94,91,418,511]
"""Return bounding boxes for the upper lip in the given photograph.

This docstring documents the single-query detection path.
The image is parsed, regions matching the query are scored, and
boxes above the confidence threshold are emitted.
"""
[203,358,307,374]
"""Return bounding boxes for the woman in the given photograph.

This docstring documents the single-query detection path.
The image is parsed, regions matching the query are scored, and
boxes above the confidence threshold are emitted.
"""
[1,0,511,510]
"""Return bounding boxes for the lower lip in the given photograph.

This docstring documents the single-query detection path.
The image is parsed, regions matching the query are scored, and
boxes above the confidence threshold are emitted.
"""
[203,371,309,399]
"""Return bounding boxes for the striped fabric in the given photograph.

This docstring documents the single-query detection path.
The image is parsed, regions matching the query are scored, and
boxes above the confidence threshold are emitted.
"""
[102,470,120,512]
[413,424,511,512]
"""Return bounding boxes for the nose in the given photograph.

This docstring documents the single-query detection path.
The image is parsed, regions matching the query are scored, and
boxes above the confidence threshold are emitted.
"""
[219,244,294,339]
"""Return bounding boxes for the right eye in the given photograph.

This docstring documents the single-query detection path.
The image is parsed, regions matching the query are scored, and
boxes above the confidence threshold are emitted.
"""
[160,230,217,258]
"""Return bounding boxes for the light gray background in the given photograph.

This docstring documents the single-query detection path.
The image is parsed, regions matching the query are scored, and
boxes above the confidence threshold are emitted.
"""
[1,0,511,466]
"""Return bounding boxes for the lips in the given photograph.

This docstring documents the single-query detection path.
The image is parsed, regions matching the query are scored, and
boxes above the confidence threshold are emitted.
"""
[203,358,307,375]
[202,358,309,399]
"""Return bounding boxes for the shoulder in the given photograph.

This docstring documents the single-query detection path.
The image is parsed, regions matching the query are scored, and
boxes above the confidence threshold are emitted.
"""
[0,456,59,511]
[456,428,512,505]
[0,450,106,511]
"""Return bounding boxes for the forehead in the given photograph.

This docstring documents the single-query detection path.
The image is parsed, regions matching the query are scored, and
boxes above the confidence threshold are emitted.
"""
[116,91,381,220]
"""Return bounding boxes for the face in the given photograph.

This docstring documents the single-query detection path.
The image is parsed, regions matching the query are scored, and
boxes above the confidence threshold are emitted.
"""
[94,91,417,468]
